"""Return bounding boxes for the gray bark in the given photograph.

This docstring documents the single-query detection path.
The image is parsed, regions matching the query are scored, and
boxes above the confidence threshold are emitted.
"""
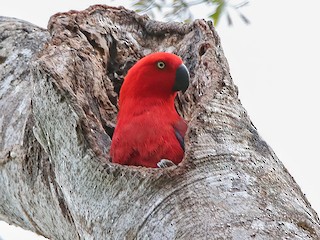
[1,5,319,239]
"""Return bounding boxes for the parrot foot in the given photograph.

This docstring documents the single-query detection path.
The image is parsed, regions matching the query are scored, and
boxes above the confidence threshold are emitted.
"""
[157,159,176,168]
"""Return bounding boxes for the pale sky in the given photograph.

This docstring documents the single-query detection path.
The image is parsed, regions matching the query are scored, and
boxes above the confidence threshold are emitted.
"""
[0,1,319,239]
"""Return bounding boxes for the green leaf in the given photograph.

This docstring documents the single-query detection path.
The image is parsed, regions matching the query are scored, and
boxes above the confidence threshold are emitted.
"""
[209,0,226,26]
[130,0,249,26]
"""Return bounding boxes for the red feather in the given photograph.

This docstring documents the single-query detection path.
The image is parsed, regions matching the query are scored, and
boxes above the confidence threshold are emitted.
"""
[110,52,188,168]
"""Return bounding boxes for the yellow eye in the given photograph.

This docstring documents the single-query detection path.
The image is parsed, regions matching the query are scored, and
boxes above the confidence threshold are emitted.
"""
[157,61,166,69]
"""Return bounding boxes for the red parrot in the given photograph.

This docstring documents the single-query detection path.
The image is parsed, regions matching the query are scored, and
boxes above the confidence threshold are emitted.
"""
[110,52,189,168]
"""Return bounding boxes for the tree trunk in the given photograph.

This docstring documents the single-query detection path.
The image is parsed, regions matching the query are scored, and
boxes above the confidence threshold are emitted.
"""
[0,5,319,239]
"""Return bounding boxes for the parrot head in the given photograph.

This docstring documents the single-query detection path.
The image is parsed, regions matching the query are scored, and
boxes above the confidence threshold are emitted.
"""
[119,52,190,104]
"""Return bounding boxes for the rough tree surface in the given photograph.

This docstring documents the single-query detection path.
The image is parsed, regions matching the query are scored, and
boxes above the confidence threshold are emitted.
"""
[0,5,319,240]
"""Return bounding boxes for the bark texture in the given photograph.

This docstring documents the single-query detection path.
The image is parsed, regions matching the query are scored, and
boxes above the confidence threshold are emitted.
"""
[1,5,320,239]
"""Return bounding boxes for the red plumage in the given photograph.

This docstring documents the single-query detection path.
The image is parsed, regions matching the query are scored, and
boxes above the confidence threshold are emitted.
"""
[110,52,189,168]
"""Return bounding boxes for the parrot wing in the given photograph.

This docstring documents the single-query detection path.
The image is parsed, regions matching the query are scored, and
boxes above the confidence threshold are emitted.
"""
[173,117,187,151]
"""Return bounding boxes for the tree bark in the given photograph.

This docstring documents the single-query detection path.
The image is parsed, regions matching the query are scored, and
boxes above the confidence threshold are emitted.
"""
[1,5,319,239]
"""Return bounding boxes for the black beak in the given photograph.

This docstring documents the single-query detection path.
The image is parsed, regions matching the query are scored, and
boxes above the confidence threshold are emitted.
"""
[173,64,190,93]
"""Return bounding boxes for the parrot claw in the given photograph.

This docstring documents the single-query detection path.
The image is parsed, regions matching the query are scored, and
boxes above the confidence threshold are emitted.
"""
[157,159,176,168]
